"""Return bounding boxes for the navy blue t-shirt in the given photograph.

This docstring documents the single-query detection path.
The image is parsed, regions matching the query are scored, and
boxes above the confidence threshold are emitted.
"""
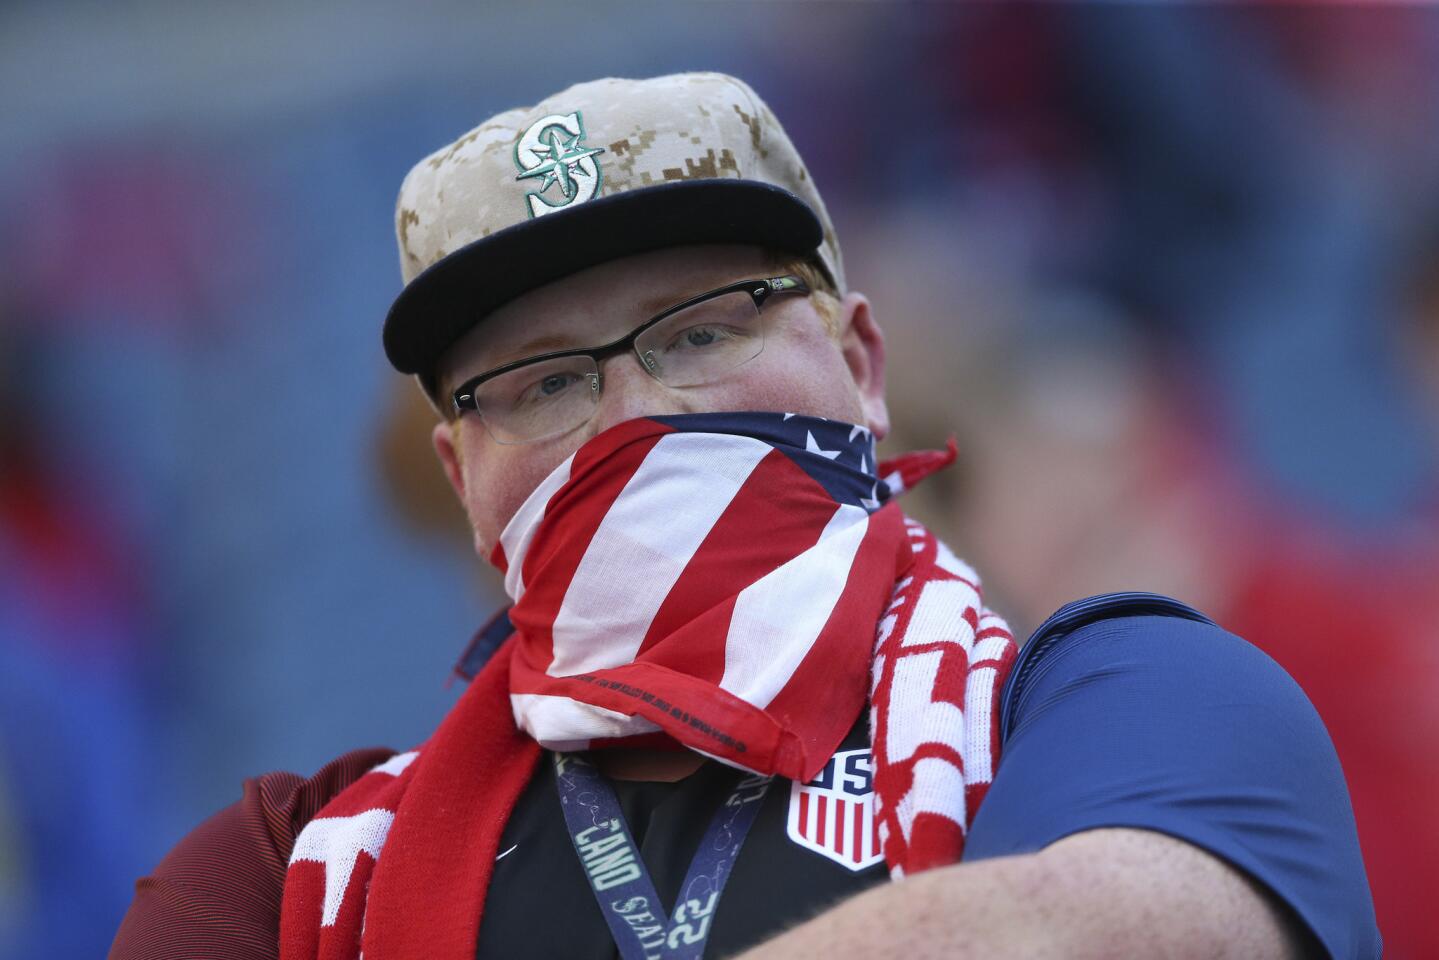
[473,593,1381,959]
[963,592,1381,959]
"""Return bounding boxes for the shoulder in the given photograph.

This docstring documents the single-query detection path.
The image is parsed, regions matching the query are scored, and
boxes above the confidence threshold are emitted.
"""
[110,746,396,960]
[999,590,1295,740]
[972,591,1382,959]
[250,747,403,859]
[992,590,1351,830]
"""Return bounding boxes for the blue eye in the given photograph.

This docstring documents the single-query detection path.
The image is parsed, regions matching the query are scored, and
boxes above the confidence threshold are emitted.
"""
[539,373,575,395]
[668,325,739,352]
[512,371,582,408]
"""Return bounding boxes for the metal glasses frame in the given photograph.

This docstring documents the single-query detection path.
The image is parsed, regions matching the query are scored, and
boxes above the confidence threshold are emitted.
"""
[450,274,811,420]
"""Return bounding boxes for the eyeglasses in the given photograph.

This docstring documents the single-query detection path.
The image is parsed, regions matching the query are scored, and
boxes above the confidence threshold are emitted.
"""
[451,275,810,444]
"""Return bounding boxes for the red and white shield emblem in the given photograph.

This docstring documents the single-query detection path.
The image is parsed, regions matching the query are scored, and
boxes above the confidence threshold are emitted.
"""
[786,747,882,871]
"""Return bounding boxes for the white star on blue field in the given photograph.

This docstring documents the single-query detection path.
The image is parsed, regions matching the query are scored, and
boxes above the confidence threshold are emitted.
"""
[656,412,886,512]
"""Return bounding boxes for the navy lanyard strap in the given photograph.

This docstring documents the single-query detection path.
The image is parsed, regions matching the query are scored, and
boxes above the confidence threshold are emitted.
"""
[554,752,771,960]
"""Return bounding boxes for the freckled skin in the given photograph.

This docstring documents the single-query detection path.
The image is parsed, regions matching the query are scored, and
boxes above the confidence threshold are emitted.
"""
[430,244,889,562]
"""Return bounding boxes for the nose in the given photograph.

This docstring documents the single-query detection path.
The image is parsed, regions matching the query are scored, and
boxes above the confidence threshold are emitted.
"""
[584,351,697,437]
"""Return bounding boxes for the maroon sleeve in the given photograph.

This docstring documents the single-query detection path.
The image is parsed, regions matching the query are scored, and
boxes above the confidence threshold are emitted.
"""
[109,747,396,960]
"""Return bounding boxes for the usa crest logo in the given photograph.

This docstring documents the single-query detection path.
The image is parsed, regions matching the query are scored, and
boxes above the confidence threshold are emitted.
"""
[786,748,882,871]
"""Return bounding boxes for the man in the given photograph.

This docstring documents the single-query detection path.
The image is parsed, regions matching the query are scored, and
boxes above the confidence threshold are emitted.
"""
[112,73,1379,959]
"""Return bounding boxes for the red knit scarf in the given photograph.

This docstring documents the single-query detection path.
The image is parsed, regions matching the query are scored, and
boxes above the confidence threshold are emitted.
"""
[279,419,1015,960]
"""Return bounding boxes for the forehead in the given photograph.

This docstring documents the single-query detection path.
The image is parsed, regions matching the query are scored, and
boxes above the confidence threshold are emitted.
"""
[439,244,774,383]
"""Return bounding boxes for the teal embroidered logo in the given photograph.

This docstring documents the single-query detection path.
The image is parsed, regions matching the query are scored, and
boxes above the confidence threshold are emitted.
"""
[514,111,605,219]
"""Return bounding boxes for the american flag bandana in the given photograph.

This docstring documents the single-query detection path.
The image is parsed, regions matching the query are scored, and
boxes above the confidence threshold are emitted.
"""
[500,412,909,782]
[279,412,1016,960]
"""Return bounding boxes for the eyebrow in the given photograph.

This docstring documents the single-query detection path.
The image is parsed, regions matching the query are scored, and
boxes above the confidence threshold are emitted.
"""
[472,277,747,376]
[486,333,579,368]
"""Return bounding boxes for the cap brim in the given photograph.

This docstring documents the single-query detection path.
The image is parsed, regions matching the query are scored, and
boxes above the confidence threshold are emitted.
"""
[382,179,824,377]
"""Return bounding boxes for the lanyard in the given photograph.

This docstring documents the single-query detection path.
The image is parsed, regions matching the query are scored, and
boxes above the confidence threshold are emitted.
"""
[554,753,771,960]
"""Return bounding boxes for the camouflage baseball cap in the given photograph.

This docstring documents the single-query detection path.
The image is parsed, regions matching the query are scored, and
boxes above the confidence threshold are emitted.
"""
[382,72,844,381]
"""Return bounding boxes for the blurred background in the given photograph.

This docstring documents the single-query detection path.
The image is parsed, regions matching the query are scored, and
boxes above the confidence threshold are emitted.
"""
[1,2,1436,956]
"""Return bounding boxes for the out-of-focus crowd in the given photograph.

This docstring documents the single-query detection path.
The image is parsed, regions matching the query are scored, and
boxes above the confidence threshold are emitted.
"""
[2,4,1435,957]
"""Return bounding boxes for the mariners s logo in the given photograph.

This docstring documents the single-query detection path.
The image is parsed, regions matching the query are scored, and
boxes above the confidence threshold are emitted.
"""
[514,111,604,219]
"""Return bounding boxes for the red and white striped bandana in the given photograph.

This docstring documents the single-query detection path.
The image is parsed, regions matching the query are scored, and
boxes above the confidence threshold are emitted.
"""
[500,412,911,782]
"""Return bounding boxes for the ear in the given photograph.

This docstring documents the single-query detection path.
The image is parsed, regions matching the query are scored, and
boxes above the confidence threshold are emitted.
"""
[431,419,468,503]
[835,292,891,441]
[432,419,494,558]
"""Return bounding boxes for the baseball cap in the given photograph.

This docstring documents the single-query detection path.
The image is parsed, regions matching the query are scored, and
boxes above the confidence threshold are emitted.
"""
[382,72,845,386]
